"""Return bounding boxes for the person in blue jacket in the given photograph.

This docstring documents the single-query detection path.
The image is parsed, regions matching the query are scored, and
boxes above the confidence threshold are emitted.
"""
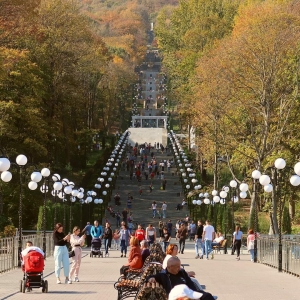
[91,220,103,239]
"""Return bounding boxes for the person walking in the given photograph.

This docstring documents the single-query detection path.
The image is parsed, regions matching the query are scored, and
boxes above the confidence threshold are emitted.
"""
[90,220,103,240]
[233,225,243,261]
[122,208,128,224]
[167,220,173,236]
[82,222,92,247]
[162,202,167,218]
[176,223,188,254]
[247,229,255,262]
[69,226,85,283]
[120,224,130,257]
[103,222,113,257]
[162,227,171,252]
[195,220,205,259]
[151,201,157,218]
[145,224,156,247]
[135,225,145,244]
[116,211,121,227]
[53,223,70,284]
[113,229,120,250]
[158,221,164,242]
[202,220,215,260]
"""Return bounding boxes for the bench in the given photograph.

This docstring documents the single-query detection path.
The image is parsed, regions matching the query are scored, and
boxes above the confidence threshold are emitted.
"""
[135,282,167,300]
[213,239,228,254]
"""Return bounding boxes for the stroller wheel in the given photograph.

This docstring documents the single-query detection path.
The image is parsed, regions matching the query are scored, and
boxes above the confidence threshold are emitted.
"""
[42,280,48,293]
[90,252,92,258]
[19,280,23,292]
[98,253,100,258]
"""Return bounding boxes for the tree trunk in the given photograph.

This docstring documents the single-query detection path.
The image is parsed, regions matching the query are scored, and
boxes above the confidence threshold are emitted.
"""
[289,195,295,219]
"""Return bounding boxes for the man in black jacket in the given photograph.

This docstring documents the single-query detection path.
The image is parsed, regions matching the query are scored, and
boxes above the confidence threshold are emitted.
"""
[195,220,205,259]
[147,257,216,300]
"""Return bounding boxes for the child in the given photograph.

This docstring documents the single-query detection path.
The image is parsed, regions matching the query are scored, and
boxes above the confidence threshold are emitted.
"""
[113,229,120,250]
[139,187,143,196]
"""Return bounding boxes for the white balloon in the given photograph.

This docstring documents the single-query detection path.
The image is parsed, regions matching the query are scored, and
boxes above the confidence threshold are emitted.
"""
[1,171,12,182]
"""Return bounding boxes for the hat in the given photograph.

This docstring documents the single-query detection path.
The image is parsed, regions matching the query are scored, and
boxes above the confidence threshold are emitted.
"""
[168,284,203,300]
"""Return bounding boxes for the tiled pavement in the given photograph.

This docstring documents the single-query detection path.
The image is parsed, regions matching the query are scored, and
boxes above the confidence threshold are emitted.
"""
[1,243,300,299]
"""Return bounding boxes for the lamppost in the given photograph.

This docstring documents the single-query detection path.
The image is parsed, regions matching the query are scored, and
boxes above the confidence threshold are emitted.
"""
[255,158,294,272]
[50,174,63,227]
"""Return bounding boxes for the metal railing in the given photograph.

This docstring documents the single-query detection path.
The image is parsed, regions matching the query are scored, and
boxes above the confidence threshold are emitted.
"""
[0,233,54,273]
[258,235,300,276]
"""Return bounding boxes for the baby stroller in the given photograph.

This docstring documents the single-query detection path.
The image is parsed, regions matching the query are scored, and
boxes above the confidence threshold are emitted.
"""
[90,238,103,258]
[20,250,48,293]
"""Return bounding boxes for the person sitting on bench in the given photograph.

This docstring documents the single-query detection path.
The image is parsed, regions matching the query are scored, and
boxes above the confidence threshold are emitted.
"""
[212,232,224,247]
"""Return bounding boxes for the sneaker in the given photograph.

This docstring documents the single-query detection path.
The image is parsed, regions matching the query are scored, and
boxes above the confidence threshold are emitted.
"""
[124,255,126,258]
[211,253,214,260]
[56,278,61,284]
[200,255,203,259]
[68,279,72,284]
[75,277,79,282]
[237,257,240,261]
[195,255,199,259]
[120,254,123,257]
[206,257,209,260]
[106,253,109,257]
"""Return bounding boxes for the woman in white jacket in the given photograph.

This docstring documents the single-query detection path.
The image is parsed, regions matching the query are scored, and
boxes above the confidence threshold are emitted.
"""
[68,226,85,283]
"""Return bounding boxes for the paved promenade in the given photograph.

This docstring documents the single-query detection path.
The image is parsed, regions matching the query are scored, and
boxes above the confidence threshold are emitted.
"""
[1,242,300,300]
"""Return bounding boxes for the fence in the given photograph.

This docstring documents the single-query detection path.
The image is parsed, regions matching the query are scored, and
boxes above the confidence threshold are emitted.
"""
[0,233,54,273]
[258,235,300,277]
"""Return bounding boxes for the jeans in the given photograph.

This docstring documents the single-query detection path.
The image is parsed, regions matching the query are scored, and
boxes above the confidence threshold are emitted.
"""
[249,249,254,260]
[54,245,69,278]
[163,242,169,252]
[104,238,111,254]
[179,238,185,253]
[152,209,156,217]
[120,240,127,255]
[162,210,166,218]
[204,239,212,258]
[195,238,205,256]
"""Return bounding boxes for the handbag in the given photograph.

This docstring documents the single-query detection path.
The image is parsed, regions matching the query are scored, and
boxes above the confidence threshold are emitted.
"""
[248,240,254,250]
[69,250,75,258]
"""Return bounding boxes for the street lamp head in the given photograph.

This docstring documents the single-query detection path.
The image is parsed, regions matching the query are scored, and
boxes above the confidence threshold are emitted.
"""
[1,170,12,182]
[64,185,72,194]
[40,184,48,193]
[68,181,75,188]
[186,185,190,189]
[230,180,237,188]
[233,196,239,203]
[204,198,210,205]
[77,192,84,199]
[71,189,79,197]
[52,173,60,182]
[220,199,226,205]
[99,199,103,204]
[240,191,247,199]
[94,199,99,204]
[259,174,271,186]
[290,175,300,186]
[213,196,220,203]
[220,191,227,198]
[294,162,300,176]
[183,179,188,183]
[212,190,218,196]
[31,171,42,183]
[275,158,286,170]
[86,196,92,203]
[239,183,249,192]
[192,200,197,205]
[224,186,230,193]
[252,170,261,179]
[264,184,273,193]
[41,168,50,177]
[102,191,107,195]
[105,184,110,188]
[196,200,202,205]
[0,157,10,172]
[71,197,76,202]
[53,181,62,191]
[62,178,69,186]
[28,181,37,190]
[16,154,27,166]
[204,193,209,198]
